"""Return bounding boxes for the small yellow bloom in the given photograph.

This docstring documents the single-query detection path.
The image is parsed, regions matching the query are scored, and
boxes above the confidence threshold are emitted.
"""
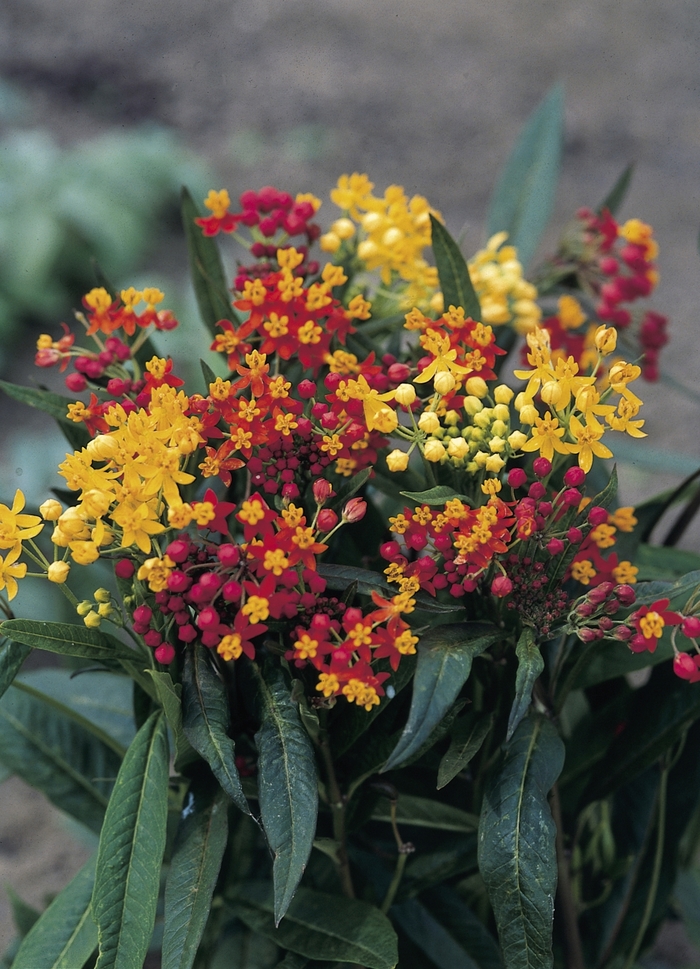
[47,561,70,584]
[386,449,409,472]
[39,499,63,521]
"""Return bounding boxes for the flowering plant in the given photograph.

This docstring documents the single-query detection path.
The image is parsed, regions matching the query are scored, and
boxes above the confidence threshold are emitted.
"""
[2,95,700,969]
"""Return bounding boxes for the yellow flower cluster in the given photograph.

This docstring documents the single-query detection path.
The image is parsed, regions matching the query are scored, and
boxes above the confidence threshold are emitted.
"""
[55,384,203,565]
[467,232,541,333]
[323,173,440,308]
[514,326,645,472]
[0,491,43,600]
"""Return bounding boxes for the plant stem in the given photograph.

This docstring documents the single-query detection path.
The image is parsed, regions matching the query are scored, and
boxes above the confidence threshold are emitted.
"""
[380,852,407,914]
[551,781,586,969]
[318,731,355,898]
[623,763,668,969]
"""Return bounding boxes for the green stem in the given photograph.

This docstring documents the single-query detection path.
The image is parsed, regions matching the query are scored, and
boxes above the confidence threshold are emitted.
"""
[318,730,355,899]
[551,781,586,969]
[623,763,668,969]
[380,852,408,914]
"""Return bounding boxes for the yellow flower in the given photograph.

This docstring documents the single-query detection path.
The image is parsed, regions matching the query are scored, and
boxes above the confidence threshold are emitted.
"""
[567,414,613,473]
[386,449,409,472]
[0,490,43,550]
[0,544,26,600]
[521,413,570,463]
[47,561,70,584]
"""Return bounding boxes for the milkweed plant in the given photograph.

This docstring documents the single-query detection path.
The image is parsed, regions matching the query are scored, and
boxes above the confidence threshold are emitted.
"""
[2,88,700,969]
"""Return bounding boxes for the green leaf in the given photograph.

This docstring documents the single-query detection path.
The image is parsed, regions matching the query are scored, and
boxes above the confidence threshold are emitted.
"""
[478,713,564,969]
[209,922,279,968]
[400,836,479,900]
[583,664,700,802]
[430,216,481,320]
[382,623,500,771]
[182,644,251,816]
[16,668,135,755]
[145,669,197,769]
[12,855,97,969]
[92,711,169,969]
[318,563,461,614]
[0,639,31,700]
[437,712,493,790]
[0,685,121,833]
[200,358,218,389]
[181,186,235,336]
[597,163,635,217]
[232,883,398,969]
[0,379,90,450]
[486,84,564,268]
[1,618,141,663]
[507,628,544,742]
[254,663,318,924]
[274,955,308,969]
[371,793,478,832]
[7,888,40,938]
[392,898,480,969]
[400,486,473,507]
[162,772,229,969]
[422,886,504,969]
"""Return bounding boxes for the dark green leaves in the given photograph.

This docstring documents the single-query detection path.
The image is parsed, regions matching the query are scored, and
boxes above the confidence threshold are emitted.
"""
[92,711,169,969]
[430,216,481,320]
[254,663,318,924]
[598,163,634,216]
[182,644,250,815]
[0,685,122,833]
[507,628,544,742]
[0,380,89,450]
[486,84,564,269]
[163,773,229,969]
[0,639,31,700]
[181,186,235,335]
[382,623,500,771]
[1,618,140,663]
[400,485,472,506]
[12,856,97,969]
[438,712,493,790]
[232,883,398,969]
[478,714,564,969]
[318,563,460,614]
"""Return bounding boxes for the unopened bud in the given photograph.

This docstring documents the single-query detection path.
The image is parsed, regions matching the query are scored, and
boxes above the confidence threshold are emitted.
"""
[47,561,70,584]
[434,371,456,395]
[39,499,63,521]
[394,383,416,406]
[343,498,367,523]
[312,478,334,504]
[317,509,339,532]
[386,449,409,472]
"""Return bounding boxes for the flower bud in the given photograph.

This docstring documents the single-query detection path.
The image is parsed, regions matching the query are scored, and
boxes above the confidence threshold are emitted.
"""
[155,643,176,665]
[115,559,135,579]
[386,449,409,472]
[343,498,367,523]
[39,499,63,521]
[447,437,469,459]
[546,538,565,556]
[394,383,416,406]
[424,440,446,463]
[434,371,456,396]
[317,509,339,532]
[418,411,440,434]
[518,404,539,424]
[541,381,562,407]
[312,478,334,504]
[567,527,584,544]
[588,581,614,605]
[682,616,700,639]
[614,584,636,606]
[298,379,317,399]
[594,325,617,355]
[83,610,101,629]
[494,384,514,404]
[94,587,111,603]
[588,506,609,525]
[533,457,552,478]
[47,561,70,584]
[507,468,527,489]
[564,466,586,488]
[465,377,488,398]
[491,575,513,598]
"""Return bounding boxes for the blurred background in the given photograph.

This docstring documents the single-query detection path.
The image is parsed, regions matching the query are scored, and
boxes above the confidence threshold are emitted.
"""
[0,0,698,963]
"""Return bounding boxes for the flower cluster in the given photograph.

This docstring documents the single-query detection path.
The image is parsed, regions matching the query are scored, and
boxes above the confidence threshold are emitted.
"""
[7,171,692,708]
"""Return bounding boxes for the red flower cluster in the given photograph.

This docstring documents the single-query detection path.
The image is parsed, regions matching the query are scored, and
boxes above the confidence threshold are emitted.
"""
[195,186,321,243]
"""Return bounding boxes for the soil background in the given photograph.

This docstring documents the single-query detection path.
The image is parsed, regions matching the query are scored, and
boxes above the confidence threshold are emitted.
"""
[0,0,699,963]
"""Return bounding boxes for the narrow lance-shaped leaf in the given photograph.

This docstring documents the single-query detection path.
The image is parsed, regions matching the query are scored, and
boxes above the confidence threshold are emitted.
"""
[382,623,500,772]
[486,83,564,269]
[181,186,236,335]
[12,855,97,969]
[0,685,122,833]
[162,772,229,969]
[478,713,565,969]
[253,662,318,924]
[1,618,141,663]
[507,627,544,742]
[430,215,481,320]
[0,379,89,451]
[597,163,635,217]
[232,882,398,969]
[145,668,197,769]
[437,711,494,790]
[182,644,251,815]
[318,563,460,614]
[92,711,169,969]
[0,639,31,700]
[391,897,483,969]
